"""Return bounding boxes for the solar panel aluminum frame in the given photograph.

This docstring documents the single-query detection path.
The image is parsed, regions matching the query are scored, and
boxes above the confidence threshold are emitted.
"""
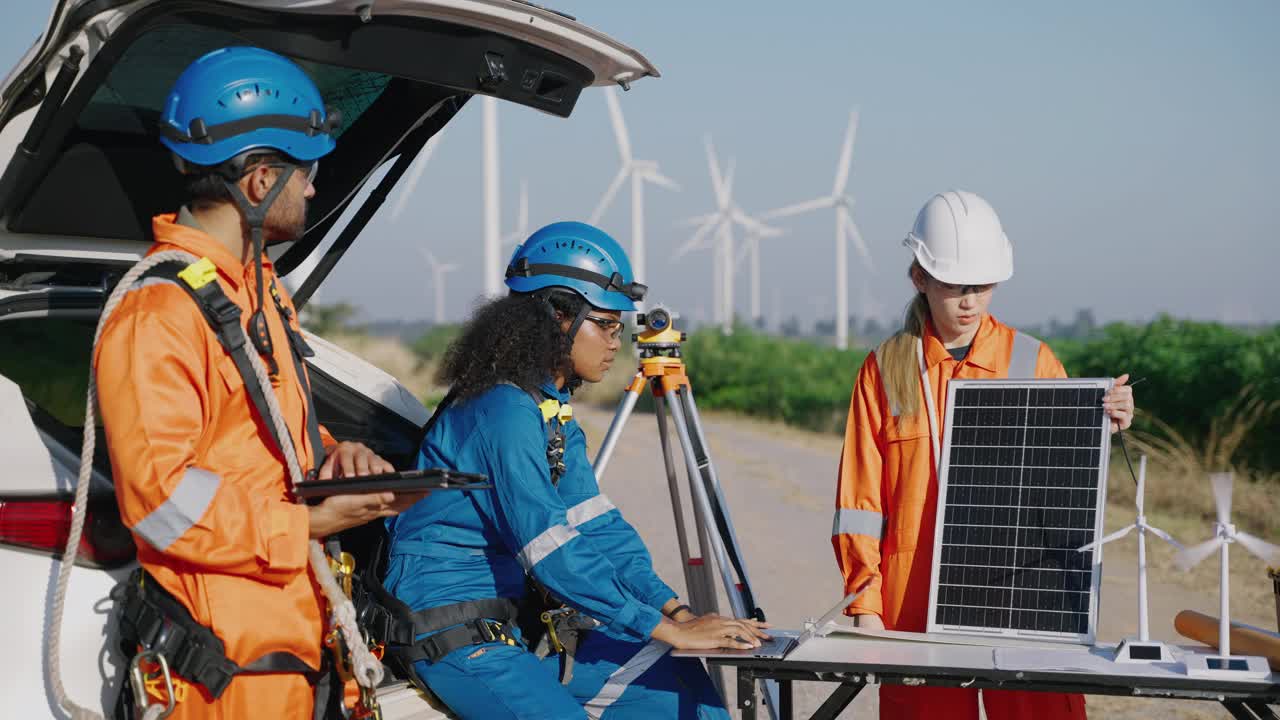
[925,378,1114,645]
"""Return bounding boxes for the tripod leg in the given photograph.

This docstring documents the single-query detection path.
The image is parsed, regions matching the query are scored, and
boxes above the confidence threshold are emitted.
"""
[654,396,711,614]
[592,373,645,479]
[664,390,749,619]
[670,388,783,720]
[681,387,760,601]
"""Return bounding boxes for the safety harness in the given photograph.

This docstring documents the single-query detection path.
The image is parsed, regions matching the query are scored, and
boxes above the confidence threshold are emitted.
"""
[110,256,347,719]
[355,385,590,690]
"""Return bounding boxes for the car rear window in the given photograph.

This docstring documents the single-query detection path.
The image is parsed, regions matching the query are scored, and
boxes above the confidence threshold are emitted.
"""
[79,26,391,139]
[0,317,95,428]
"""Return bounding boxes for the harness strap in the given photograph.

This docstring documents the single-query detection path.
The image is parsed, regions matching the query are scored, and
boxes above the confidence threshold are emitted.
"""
[118,569,320,699]
[139,261,289,459]
[137,261,327,474]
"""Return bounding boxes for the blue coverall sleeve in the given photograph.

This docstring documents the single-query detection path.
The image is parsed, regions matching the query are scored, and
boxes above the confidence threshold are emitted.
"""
[575,506,677,610]
[559,426,676,609]
[475,402,664,641]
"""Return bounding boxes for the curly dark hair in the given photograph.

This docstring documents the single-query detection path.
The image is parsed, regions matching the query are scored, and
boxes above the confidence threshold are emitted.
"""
[437,290,587,400]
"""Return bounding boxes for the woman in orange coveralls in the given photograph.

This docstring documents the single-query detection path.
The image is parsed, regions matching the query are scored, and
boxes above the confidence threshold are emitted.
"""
[832,190,1135,720]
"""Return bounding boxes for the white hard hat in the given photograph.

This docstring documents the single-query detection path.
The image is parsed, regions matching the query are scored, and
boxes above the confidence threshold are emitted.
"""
[903,190,1013,285]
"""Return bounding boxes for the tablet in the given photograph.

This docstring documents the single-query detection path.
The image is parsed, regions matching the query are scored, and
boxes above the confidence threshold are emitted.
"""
[293,468,491,500]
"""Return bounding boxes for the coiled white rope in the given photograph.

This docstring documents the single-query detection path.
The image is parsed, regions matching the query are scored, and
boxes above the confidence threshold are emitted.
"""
[48,250,382,719]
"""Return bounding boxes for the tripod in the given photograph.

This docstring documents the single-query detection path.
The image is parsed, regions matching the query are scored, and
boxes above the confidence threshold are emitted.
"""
[593,306,780,720]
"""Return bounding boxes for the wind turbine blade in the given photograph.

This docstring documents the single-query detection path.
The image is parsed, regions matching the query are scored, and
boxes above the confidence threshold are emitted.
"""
[722,158,736,203]
[390,132,442,221]
[416,247,439,271]
[1234,532,1280,566]
[642,168,681,192]
[832,110,859,195]
[1175,537,1224,571]
[679,212,717,228]
[1145,525,1183,551]
[1077,525,1134,552]
[841,207,874,269]
[760,196,833,220]
[729,208,786,239]
[732,237,752,269]
[1209,473,1233,526]
[704,135,726,204]
[1135,457,1147,515]
[590,166,630,224]
[604,87,632,163]
[674,216,720,260]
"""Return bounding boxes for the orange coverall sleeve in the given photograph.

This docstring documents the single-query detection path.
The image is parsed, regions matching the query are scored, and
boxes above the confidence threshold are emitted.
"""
[832,353,888,618]
[95,296,310,585]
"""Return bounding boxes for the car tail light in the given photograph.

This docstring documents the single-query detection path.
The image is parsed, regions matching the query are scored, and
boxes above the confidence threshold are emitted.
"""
[0,494,135,568]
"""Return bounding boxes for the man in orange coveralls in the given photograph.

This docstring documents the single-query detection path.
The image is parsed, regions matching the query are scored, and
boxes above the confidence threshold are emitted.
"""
[95,47,419,718]
[832,190,1136,720]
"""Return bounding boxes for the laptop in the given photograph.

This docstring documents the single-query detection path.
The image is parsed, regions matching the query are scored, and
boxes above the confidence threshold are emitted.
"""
[671,582,869,660]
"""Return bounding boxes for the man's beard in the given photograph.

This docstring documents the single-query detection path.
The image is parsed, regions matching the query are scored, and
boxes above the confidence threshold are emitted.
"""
[264,195,308,246]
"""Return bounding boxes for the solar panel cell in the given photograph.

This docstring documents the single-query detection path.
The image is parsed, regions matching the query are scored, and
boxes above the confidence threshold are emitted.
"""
[927,378,1112,644]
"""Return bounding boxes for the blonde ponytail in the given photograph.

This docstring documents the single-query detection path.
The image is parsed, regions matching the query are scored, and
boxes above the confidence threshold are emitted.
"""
[876,261,930,418]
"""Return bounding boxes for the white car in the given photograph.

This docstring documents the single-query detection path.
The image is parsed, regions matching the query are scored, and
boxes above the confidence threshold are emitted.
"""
[0,1,657,716]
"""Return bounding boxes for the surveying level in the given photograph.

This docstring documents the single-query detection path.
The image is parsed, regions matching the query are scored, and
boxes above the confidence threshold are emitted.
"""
[593,305,780,720]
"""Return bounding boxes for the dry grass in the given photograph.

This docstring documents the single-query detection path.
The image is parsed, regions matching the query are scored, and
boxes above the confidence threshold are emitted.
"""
[321,331,447,406]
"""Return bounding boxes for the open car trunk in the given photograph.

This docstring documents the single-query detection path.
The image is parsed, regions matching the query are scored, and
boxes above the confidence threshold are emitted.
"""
[0,2,658,716]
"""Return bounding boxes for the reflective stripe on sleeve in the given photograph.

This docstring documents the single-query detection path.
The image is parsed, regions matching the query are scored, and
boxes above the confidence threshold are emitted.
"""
[517,523,580,569]
[566,494,617,528]
[131,467,220,551]
[832,507,885,540]
[1009,331,1042,379]
[583,639,670,718]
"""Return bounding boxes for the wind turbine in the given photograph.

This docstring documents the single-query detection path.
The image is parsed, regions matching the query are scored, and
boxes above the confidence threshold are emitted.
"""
[500,180,530,255]
[1075,456,1182,663]
[733,220,786,328]
[481,96,503,298]
[417,248,458,325]
[677,137,781,332]
[389,130,445,222]
[760,110,872,350]
[1175,471,1280,678]
[590,86,679,304]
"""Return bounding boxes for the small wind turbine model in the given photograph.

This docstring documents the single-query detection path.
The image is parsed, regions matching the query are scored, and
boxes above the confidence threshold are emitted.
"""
[1175,471,1280,678]
[1076,456,1182,662]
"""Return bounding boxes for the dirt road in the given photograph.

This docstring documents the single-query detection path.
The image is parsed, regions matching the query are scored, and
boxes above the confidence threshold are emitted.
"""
[574,403,1277,719]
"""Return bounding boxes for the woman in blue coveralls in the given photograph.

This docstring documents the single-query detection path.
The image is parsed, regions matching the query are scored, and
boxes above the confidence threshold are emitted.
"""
[385,221,770,719]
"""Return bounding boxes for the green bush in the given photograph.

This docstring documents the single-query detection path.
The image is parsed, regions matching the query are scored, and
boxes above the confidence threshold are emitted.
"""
[682,326,867,433]
[410,324,462,363]
[1052,317,1280,472]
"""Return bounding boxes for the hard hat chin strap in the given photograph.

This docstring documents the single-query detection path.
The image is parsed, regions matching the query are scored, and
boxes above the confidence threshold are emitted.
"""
[223,166,296,375]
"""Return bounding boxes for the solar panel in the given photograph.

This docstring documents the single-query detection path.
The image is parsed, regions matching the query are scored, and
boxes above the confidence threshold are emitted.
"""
[925,379,1112,644]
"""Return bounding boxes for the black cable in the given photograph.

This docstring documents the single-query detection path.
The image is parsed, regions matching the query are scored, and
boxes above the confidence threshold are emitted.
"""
[1112,376,1146,486]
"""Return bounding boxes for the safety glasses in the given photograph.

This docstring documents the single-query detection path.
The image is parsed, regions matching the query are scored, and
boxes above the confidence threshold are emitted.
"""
[582,314,624,341]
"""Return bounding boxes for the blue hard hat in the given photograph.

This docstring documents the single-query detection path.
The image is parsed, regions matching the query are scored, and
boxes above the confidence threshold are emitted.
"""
[505,222,647,311]
[159,46,338,169]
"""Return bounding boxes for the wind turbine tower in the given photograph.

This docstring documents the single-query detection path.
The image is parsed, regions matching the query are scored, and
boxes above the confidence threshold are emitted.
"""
[590,87,679,307]
[761,110,872,350]
[482,96,502,298]
[418,248,459,325]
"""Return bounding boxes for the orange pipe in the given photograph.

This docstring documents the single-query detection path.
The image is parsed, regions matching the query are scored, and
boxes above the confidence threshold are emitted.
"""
[1174,610,1280,670]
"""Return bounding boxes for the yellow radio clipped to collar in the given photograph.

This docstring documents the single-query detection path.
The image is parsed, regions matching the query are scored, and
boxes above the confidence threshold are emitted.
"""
[539,398,573,424]
[177,257,218,289]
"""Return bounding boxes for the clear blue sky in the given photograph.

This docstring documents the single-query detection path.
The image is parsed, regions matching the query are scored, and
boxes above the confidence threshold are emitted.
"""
[3,1,1277,329]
